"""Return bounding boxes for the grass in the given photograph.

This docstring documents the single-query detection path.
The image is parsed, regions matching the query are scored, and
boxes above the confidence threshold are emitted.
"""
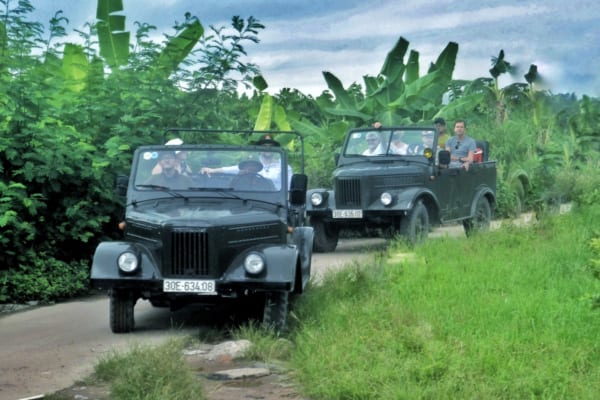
[93,338,205,400]
[48,205,600,399]
[290,204,600,399]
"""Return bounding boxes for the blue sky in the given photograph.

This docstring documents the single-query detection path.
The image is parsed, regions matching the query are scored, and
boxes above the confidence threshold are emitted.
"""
[36,0,599,98]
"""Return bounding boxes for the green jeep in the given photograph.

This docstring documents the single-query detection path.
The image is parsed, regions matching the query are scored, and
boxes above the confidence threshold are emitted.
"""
[306,126,496,252]
[91,130,313,333]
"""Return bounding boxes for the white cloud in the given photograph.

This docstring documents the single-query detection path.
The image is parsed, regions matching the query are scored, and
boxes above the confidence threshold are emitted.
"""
[30,0,600,97]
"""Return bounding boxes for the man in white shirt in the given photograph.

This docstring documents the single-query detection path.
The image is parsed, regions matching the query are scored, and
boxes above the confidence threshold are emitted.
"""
[200,135,293,190]
[363,131,385,155]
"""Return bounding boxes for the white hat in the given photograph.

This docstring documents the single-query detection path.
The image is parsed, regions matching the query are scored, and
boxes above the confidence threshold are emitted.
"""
[165,138,183,146]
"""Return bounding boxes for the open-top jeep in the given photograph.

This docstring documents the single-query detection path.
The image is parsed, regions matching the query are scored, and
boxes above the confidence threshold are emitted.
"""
[306,126,496,252]
[91,130,313,333]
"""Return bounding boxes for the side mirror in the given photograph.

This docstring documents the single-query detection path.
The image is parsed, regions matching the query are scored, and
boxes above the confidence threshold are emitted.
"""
[289,174,308,206]
[334,153,340,165]
[115,175,129,197]
[438,150,451,167]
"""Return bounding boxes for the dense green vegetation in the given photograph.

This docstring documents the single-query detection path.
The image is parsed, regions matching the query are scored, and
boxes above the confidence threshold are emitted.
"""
[290,204,600,398]
[0,0,599,303]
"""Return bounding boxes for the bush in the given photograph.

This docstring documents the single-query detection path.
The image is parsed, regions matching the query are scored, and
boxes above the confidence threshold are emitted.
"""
[0,252,90,303]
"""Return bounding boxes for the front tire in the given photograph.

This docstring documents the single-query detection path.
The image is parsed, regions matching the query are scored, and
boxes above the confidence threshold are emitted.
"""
[110,291,136,333]
[310,216,339,253]
[463,195,492,236]
[262,291,289,332]
[399,200,429,245]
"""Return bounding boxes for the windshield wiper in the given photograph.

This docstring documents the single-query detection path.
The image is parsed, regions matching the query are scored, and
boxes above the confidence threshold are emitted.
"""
[135,184,187,199]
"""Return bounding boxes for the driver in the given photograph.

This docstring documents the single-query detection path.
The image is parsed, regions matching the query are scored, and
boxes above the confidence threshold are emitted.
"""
[200,135,292,189]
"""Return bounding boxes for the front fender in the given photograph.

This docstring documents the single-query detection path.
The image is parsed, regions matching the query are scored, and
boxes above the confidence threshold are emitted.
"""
[391,187,440,212]
[223,245,299,291]
[91,241,160,282]
[306,188,335,213]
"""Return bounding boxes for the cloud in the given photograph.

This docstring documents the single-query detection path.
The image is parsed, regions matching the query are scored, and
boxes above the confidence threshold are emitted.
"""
[32,0,600,97]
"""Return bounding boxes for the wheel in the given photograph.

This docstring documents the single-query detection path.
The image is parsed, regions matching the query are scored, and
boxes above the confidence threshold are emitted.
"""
[109,291,136,333]
[262,291,289,332]
[463,196,492,237]
[310,216,339,252]
[399,200,429,245]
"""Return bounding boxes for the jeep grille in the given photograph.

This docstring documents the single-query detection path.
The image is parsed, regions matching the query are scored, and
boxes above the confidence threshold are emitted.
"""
[167,230,209,276]
[336,178,361,207]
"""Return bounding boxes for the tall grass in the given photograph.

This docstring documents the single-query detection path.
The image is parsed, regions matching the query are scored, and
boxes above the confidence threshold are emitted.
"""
[93,338,205,400]
[291,205,600,399]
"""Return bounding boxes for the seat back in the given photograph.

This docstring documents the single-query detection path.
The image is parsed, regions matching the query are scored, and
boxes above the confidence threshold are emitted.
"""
[474,140,489,162]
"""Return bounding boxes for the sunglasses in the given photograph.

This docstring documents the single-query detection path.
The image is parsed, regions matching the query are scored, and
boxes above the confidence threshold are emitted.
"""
[455,143,460,149]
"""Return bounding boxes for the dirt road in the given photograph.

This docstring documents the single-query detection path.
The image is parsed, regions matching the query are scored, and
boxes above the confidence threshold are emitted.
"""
[0,237,388,400]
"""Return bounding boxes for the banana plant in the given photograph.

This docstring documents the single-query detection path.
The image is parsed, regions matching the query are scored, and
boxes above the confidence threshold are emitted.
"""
[319,37,458,126]
[96,0,130,67]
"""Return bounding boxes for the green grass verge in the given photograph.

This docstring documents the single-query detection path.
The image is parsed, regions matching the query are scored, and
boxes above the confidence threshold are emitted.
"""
[290,205,600,399]
[93,338,205,400]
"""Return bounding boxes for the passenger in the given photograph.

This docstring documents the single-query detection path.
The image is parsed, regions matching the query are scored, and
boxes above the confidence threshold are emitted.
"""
[152,138,192,175]
[445,119,476,170]
[145,151,193,189]
[389,131,410,155]
[412,130,435,155]
[434,117,449,149]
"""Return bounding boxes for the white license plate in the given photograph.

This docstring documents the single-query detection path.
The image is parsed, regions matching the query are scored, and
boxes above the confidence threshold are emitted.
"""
[163,279,216,294]
[333,209,363,218]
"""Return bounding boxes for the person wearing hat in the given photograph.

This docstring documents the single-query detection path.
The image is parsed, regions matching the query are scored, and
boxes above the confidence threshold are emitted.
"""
[152,138,191,175]
[200,135,293,190]
[145,151,193,189]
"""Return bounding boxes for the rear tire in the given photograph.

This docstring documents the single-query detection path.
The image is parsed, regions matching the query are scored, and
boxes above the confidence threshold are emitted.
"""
[310,217,339,253]
[262,291,289,332]
[400,200,429,245]
[110,291,136,333]
[463,196,492,237]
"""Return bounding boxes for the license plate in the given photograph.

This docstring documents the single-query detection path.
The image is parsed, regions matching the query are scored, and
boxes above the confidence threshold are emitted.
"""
[333,209,363,218]
[163,279,216,294]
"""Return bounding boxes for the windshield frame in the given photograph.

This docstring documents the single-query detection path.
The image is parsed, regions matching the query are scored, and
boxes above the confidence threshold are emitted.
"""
[128,144,290,205]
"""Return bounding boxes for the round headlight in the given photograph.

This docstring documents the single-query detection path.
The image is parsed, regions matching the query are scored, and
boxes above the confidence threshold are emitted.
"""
[244,253,265,275]
[380,192,393,206]
[310,192,323,206]
[117,251,139,273]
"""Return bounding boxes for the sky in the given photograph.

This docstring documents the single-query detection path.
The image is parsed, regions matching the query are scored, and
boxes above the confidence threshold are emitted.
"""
[35,0,600,98]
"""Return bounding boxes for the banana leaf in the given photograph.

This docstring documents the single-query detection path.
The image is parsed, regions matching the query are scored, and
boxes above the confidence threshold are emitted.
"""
[96,0,130,67]
[253,94,273,131]
[62,44,89,92]
[155,19,203,77]
[435,92,486,121]
[322,71,356,111]
[380,36,409,81]
[405,50,420,85]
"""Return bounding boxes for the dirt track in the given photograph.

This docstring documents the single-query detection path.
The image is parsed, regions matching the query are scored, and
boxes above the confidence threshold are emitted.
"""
[0,237,388,400]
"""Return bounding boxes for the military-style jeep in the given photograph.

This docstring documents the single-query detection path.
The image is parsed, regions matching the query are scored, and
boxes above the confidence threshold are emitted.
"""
[91,130,313,333]
[306,126,496,252]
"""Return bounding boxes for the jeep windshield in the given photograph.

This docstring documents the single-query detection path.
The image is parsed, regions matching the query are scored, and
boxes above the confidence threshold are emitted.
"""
[344,128,437,157]
[133,147,286,192]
